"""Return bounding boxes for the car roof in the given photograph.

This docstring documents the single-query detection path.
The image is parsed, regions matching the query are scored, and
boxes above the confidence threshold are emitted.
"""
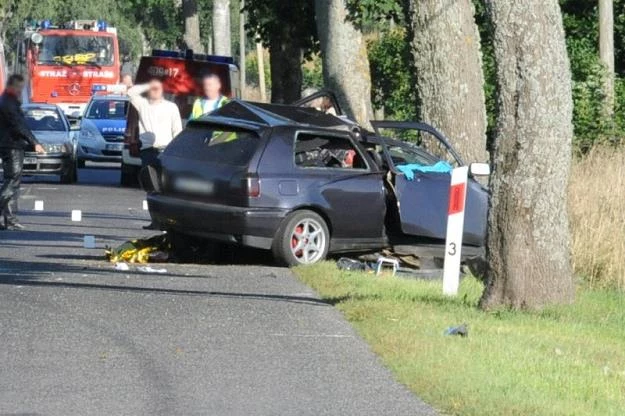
[192,100,358,132]
[22,103,61,111]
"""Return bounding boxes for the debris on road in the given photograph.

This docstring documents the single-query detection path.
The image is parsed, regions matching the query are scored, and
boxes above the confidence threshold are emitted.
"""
[114,262,130,271]
[136,266,168,274]
[444,324,469,337]
[105,234,171,264]
[83,236,96,249]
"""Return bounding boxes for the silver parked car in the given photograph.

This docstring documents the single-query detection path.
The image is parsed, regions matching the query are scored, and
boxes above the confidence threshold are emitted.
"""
[22,103,78,184]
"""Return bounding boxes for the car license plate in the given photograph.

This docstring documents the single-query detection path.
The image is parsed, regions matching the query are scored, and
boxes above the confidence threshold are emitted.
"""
[105,143,124,151]
[174,177,214,194]
[24,157,37,165]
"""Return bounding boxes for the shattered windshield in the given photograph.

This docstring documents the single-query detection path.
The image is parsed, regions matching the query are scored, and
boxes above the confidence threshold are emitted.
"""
[38,35,114,66]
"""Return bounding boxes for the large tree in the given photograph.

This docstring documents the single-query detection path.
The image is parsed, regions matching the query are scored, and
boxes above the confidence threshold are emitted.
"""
[315,0,373,125]
[182,0,204,53]
[213,0,232,55]
[408,0,488,163]
[480,0,575,309]
[244,0,317,103]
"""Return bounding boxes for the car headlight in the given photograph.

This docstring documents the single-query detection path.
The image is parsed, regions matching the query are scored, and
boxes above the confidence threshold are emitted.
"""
[42,143,72,154]
[79,126,100,140]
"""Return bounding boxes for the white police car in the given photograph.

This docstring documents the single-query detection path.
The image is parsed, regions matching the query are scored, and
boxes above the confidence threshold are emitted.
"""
[76,86,129,167]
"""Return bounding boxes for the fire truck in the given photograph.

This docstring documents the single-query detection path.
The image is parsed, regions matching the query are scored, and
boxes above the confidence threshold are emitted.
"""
[14,19,120,116]
[120,49,240,186]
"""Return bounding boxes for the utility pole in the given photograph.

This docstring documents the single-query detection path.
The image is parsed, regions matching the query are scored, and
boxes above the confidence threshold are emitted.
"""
[239,0,246,99]
[599,0,615,116]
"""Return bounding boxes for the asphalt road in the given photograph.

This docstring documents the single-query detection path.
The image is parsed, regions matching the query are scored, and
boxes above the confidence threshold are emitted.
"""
[0,164,436,416]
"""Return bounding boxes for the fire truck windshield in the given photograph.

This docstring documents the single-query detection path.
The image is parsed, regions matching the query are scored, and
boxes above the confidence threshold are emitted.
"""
[37,35,114,66]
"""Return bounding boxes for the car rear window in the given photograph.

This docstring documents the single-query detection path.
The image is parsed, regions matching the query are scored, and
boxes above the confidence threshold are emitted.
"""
[165,125,261,167]
[86,100,129,120]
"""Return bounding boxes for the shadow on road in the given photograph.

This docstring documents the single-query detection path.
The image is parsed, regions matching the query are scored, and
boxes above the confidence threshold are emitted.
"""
[0,258,329,307]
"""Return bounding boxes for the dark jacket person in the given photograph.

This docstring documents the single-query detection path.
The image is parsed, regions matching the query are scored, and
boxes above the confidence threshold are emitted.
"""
[0,74,44,230]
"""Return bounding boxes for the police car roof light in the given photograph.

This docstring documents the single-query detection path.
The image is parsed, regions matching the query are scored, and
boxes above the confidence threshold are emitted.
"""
[203,55,235,64]
[151,49,182,58]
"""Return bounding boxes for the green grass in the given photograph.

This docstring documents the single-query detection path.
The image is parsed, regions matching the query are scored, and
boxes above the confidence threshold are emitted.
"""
[294,263,625,416]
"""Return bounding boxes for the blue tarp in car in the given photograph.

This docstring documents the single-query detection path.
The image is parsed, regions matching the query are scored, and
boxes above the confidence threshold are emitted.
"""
[396,161,453,180]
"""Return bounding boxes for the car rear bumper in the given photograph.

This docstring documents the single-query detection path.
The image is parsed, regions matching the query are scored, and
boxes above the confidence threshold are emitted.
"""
[147,194,289,249]
[22,153,73,176]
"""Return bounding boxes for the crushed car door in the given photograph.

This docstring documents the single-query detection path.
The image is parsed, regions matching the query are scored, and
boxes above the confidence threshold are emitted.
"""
[371,121,488,246]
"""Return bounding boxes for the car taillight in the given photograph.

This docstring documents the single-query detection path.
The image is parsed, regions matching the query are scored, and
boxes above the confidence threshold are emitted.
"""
[245,175,261,198]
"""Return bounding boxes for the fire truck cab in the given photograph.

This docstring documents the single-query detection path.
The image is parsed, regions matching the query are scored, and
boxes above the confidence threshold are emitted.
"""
[121,49,240,186]
[14,19,120,117]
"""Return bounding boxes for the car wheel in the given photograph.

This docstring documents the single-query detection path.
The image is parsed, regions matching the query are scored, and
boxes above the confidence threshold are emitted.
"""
[273,210,330,266]
[120,162,140,187]
[77,159,86,169]
[60,163,78,184]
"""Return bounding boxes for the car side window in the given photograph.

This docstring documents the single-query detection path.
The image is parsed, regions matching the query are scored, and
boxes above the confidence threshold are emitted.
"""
[294,133,367,170]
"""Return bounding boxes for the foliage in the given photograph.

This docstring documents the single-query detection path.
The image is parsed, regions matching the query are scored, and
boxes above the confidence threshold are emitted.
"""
[367,28,416,120]
[302,55,324,90]
[244,51,271,89]
[296,263,625,415]
[243,0,317,56]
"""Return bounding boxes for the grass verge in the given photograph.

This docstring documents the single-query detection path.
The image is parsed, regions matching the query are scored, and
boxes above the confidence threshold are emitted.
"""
[295,263,625,416]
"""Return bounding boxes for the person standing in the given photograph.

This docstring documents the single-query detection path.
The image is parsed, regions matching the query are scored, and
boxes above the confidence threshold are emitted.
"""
[0,74,44,230]
[127,79,182,168]
[189,73,229,120]
[127,79,182,230]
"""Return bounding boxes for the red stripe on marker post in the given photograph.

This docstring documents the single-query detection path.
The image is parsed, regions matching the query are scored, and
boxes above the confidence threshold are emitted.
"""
[448,183,467,215]
[443,166,469,296]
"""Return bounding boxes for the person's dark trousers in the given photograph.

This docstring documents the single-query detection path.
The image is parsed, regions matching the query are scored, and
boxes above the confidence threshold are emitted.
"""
[0,148,24,227]
[140,147,162,168]
[139,147,162,230]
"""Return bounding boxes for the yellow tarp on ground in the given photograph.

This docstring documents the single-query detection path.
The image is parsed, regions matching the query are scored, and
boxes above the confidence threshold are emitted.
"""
[105,234,170,264]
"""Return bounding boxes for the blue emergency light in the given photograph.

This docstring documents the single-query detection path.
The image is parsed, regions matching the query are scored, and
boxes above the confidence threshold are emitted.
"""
[42,20,52,29]
[97,20,108,31]
[152,50,182,58]
[91,85,107,94]
[151,49,235,64]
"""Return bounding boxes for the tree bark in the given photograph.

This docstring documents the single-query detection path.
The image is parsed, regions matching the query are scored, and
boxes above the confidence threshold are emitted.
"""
[599,0,614,116]
[269,38,303,104]
[408,0,488,163]
[314,0,373,126]
[213,0,232,56]
[480,0,575,310]
[182,0,205,53]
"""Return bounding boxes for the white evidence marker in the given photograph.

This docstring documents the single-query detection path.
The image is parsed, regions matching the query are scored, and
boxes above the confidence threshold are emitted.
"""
[34,200,44,211]
[71,210,82,222]
[142,200,148,210]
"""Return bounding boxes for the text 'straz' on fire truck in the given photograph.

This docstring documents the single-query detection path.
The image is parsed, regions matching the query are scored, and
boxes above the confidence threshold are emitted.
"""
[120,49,240,187]
[14,19,120,117]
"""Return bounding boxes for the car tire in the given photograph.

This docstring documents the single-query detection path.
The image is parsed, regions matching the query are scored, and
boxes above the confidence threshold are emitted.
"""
[272,210,330,267]
[60,163,78,184]
[120,162,140,187]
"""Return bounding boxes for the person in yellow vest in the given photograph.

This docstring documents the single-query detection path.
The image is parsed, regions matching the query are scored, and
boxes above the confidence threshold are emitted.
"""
[190,73,229,120]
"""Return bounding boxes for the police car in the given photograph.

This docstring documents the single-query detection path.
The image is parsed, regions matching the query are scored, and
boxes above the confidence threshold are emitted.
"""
[76,85,129,167]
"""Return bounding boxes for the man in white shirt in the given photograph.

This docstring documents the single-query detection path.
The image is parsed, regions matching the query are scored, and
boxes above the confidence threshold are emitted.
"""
[127,79,183,167]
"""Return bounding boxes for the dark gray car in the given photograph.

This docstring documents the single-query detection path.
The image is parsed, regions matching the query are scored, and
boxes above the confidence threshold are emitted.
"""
[146,100,490,266]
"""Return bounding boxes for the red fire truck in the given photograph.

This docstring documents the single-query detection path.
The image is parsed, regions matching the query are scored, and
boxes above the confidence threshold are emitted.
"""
[14,19,120,116]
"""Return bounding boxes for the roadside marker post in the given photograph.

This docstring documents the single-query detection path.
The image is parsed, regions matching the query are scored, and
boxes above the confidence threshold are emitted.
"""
[34,200,44,211]
[71,210,82,222]
[443,166,469,296]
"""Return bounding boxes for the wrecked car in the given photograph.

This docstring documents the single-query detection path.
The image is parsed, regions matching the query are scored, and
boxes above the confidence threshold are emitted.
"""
[145,98,489,266]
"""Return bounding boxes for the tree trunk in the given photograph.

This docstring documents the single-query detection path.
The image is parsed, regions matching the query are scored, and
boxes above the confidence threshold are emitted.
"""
[480,0,575,310]
[239,0,247,98]
[256,42,267,102]
[314,0,373,126]
[599,0,614,117]
[408,0,488,163]
[213,0,232,56]
[182,0,205,53]
[269,38,303,104]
